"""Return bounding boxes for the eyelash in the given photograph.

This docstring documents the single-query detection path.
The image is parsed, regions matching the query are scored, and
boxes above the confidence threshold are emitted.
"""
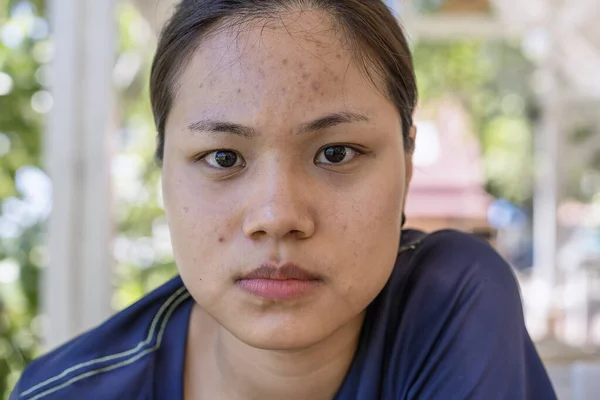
[192,144,366,169]
[314,144,365,165]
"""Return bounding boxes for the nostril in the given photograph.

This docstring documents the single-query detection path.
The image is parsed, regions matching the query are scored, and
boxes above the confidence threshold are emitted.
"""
[249,230,268,241]
[242,206,315,240]
[291,229,308,239]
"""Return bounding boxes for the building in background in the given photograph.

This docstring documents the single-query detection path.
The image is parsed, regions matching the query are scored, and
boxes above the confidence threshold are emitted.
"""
[405,96,494,241]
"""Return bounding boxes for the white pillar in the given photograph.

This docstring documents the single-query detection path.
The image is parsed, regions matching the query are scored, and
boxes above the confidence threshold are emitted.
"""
[532,69,559,284]
[530,27,561,338]
[44,0,115,350]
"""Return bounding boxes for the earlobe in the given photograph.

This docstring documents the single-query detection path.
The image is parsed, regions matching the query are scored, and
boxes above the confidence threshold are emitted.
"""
[405,125,417,183]
[408,125,417,153]
[402,125,416,228]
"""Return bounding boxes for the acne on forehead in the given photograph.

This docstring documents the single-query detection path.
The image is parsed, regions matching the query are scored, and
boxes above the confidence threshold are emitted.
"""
[191,15,349,82]
[191,53,342,97]
[169,12,399,131]
[229,60,342,106]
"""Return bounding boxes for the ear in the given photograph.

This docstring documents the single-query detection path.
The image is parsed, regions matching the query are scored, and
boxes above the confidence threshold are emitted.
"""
[405,125,417,186]
[401,125,416,228]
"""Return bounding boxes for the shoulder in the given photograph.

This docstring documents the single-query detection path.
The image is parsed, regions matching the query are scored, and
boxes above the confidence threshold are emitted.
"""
[357,231,554,398]
[401,229,519,299]
[386,229,522,326]
[379,235,555,398]
[12,276,190,400]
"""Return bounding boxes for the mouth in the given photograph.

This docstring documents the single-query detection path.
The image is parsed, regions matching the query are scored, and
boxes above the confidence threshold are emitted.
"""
[236,263,323,301]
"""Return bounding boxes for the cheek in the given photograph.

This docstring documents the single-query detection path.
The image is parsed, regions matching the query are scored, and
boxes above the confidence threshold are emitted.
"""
[162,167,238,258]
[340,183,403,270]
[335,167,405,236]
[320,163,405,297]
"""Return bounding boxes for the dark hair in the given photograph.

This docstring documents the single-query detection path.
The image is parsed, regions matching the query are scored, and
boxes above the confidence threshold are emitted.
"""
[150,0,418,164]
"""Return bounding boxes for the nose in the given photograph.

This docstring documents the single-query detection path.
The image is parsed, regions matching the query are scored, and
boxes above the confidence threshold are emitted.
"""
[242,169,315,241]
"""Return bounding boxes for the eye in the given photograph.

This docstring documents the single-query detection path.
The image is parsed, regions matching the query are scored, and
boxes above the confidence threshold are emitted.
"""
[315,145,361,165]
[200,150,245,169]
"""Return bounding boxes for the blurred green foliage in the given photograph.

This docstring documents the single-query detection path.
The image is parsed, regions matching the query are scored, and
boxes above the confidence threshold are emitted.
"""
[0,0,45,197]
[110,2,178,311]
[0,0,46,398]
[413,40,537,205]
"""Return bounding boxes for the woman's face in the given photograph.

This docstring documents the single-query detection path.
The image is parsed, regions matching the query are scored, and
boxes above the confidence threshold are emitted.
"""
[163,11,413,350]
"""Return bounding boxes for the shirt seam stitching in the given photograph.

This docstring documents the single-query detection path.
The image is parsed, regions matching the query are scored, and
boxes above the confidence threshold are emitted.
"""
[20,286,190,399]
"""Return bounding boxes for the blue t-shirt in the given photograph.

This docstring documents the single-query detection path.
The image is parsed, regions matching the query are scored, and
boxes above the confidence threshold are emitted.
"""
[11,230,557,399]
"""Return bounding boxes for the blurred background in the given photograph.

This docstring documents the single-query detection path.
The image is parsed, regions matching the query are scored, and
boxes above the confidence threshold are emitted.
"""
[0,0,599,398]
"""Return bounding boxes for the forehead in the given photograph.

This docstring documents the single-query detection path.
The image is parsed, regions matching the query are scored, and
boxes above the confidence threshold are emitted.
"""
[169,10,397,130]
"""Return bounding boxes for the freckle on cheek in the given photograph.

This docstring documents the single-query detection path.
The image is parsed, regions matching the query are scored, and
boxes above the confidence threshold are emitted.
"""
[218,236,224,243]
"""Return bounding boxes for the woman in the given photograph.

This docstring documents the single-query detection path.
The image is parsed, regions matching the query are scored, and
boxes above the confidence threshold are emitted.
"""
[12,1,557,399]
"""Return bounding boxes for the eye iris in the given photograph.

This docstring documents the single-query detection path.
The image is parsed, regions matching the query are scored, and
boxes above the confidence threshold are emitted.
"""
[215,151,238,168]
[324,146,347,163]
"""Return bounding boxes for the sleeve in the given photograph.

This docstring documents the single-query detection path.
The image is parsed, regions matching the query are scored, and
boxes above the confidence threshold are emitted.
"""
[398,231,557,400]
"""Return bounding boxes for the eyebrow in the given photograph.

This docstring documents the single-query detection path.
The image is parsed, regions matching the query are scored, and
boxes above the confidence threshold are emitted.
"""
[186,112,370,138]
[297,111,370,134]
[186,120,255,138]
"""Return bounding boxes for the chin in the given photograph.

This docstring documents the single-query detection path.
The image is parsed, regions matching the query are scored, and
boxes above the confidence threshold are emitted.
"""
[229,315,335,352]
[242,332,325,352]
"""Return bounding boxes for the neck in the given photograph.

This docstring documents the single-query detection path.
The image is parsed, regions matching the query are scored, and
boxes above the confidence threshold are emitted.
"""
[186,304,364,400]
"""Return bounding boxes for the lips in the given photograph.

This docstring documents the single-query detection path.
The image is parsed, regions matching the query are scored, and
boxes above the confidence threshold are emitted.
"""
[241,263,321,281]
[237,263,322,300]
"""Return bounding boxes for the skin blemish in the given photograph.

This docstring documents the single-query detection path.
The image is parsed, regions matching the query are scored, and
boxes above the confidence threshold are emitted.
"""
[314,39,326,49]
[218,236,225,243]
[301,72,311,80]
[336,53,342,60]
[282,58,289,65]
[312,82,321,92]
[206,78,218,89]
